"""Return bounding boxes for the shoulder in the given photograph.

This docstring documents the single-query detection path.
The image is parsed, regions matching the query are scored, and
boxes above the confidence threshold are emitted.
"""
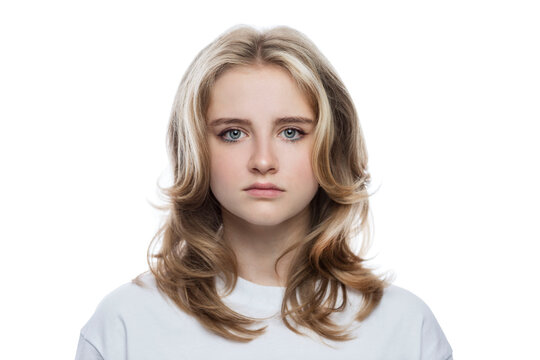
[376,284,448,333]
[352,284,453,360]
[346,283,436,325]
[85,271,161,322]
[379,284,434,319]
[78,272,174,357]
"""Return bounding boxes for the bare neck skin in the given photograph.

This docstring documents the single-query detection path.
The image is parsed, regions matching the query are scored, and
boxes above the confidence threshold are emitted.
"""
[221,205,310,287]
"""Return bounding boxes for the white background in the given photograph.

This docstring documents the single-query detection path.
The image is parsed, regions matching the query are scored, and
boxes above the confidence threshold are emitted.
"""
[1,0,539,358]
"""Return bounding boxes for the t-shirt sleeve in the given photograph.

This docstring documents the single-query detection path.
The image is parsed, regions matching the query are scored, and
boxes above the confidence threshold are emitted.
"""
[419,301,453,360]
[74,333,105,360]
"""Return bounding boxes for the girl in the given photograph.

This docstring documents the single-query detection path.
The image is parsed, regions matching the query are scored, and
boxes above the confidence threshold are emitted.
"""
[75,25,453,359]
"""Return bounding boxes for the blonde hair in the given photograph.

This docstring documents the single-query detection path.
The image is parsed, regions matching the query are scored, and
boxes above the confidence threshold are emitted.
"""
[136,24,390,343]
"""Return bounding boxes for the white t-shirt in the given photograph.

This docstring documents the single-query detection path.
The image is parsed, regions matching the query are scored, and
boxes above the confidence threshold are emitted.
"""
[75,272,453,360]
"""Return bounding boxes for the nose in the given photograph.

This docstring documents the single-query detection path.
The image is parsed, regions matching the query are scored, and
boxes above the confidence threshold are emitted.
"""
[247,137,278,175]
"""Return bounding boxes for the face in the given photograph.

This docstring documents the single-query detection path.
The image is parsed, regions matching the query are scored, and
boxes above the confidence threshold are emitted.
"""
[206,64,319,227]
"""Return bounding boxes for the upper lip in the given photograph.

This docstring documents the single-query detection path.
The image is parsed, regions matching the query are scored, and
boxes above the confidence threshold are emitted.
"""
[244,182,284,191]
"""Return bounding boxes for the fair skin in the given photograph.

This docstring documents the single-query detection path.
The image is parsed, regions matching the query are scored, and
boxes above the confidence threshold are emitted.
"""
[206,63,320,287]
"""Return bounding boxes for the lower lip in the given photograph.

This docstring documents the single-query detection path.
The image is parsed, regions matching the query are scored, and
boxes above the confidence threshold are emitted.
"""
[245,189,284,198]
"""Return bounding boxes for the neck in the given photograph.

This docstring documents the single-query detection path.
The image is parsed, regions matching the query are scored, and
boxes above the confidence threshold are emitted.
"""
[220,206,310,287]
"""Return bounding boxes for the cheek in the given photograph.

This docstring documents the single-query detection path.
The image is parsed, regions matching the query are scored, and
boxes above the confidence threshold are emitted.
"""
[284,148,317,185]
[209,146,244,190]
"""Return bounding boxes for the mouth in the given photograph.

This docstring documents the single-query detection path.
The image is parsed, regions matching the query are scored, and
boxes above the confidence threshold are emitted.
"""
[243,182,284,191]
[244,188,284,198]
[243,182,284,198]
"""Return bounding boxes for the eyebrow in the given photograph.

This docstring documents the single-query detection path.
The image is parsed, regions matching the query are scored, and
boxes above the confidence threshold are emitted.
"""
[208,116,314,127]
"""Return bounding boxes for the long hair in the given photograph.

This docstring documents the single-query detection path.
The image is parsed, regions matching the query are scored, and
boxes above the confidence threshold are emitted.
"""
[135,24,390,343]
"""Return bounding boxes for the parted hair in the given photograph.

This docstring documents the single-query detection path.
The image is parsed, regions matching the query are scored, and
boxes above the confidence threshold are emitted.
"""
[135,24,390,343]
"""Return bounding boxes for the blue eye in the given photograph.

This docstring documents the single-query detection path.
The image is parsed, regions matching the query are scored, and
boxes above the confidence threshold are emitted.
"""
[218,128,306,143]
[219,129,245,142]
[227,129,243,141]
[283,128,299,139]
[280,128,307,142]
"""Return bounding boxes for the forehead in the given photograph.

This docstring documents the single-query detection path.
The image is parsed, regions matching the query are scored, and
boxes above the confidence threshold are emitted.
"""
[206,64,315,122]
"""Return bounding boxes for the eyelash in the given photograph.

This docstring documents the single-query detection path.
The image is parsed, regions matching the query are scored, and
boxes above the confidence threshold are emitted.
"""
[218,128,307,143]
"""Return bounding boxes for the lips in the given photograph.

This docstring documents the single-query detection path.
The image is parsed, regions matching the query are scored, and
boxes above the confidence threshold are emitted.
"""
[244,182,284,191]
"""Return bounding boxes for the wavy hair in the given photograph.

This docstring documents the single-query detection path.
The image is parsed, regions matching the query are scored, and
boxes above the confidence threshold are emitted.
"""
[135,24,390,343]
